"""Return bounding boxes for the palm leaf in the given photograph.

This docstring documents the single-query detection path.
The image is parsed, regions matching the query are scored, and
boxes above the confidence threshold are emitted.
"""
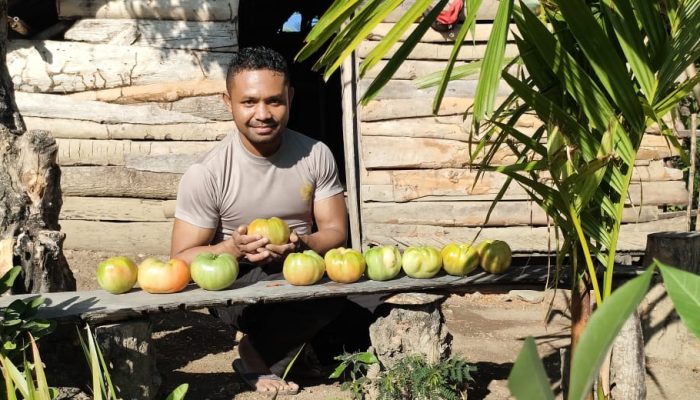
[295,0,364,62]
[473,0,513,126]
[633,1,667,68]
[508,337,555,400]
[360,0,434,77]
[415,60,484,88]
[360,0,448,103]
[554,0,645,132]
[655,8,700,100]
[654,74,700,117]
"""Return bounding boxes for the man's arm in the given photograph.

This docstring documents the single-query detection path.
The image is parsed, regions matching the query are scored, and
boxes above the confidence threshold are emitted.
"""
[170,219,269,264]
[294,192,348,254]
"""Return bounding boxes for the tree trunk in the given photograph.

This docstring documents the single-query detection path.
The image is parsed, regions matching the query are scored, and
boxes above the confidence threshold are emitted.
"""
[0,0,75,293]
[570,273,592,400]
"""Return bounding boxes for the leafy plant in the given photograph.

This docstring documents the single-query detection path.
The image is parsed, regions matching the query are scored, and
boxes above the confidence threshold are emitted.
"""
[330,351,379,399]
[331,352,475,400]
[0,267,54,363]
[508,259,700,400]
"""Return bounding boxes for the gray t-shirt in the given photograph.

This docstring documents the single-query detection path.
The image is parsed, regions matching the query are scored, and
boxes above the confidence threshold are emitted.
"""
[175,129,344,244]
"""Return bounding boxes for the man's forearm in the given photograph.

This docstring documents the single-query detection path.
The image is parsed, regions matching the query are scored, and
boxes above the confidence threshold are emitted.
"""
[299,227,347,255]
[172,240,240,264]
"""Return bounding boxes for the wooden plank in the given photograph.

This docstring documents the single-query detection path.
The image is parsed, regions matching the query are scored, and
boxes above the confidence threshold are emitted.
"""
[385,0,500,23]
[361,97,511,121]
[628,181,688,206]
[155,94,232,121]
[369,22,514,43]
[58,0,239,21]
[17,92,210,124]
[61,197,175,222]
[69,79,226,103]
[341,57,362,250]
[362,216,687,252]
[359,78,511,100]
[61,220,172,255]
[25,117,230,141]
[363,59,521,80]
[64,19,237,51]
[361,136,517,169]
[0,264,591,324]
[357,40,519,61]
[8,40,228,93]
[362,201,660,227]
[55,139,214,167]
[62,166,181,199]
[125,153,203,173]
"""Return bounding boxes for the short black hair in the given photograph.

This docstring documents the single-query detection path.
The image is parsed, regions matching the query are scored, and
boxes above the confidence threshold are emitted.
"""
[226,47,290,91]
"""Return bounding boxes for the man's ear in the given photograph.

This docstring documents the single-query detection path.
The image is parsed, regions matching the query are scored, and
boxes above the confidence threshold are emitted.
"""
[288,86,295,106]
[222,92,233,112]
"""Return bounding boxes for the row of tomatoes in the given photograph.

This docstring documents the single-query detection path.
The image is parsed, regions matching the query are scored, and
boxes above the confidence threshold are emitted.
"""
[96,240,512,295]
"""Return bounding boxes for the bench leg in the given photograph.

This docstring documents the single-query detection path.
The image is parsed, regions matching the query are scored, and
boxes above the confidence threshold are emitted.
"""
[368,293,452,369]
[95,319,161,400]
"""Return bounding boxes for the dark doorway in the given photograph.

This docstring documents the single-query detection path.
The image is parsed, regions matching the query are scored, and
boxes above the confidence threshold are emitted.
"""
[238,0,346,184]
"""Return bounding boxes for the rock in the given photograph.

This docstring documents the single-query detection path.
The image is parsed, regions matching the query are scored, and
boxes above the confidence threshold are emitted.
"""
[508,289,544,304]
[95,319,161,400]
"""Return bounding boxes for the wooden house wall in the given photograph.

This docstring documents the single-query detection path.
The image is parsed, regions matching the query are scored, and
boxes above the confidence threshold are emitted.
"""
[355,1,688,254]
[9,0,239,254]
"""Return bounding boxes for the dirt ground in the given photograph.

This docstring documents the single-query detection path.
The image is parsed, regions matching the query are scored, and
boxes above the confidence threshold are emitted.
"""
[51,249,699,400]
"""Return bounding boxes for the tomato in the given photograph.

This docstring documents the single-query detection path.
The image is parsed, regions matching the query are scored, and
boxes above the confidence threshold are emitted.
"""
[283,250,326,286]
[247,217,291,245]
[137,258,191,294]
[476,240,512,274]
[401,246,442,279]
[324,247,366,283]
[364,245,402,281]
[190,252,239,291]
[441,243,479,276]
[96,256,138,294]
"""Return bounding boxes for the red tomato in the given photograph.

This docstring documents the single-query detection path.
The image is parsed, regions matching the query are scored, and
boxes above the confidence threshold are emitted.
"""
[137,258,190,294]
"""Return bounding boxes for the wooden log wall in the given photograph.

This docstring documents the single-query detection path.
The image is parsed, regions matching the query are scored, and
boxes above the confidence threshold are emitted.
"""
[357,0,688,253]
[8,0,240,254]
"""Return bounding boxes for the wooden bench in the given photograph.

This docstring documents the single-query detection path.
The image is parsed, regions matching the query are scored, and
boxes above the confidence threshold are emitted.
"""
[0,264,643,399]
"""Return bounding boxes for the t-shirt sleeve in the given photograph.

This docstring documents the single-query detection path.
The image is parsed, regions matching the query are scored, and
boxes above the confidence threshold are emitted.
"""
[174,163,220,229]
[313,142,345,201]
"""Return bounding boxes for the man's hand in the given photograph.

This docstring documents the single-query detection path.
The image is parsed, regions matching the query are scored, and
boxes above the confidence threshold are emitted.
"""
[261,231,302,263]
[230,225,272,263]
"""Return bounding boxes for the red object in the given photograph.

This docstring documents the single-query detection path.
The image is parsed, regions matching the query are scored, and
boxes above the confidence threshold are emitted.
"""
[436,0,464,26]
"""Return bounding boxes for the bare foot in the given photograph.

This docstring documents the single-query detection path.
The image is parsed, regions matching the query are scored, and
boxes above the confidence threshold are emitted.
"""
[236,335,300,394]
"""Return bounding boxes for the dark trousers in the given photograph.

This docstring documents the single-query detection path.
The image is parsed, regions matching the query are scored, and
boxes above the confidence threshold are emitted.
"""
[211,263,373,370]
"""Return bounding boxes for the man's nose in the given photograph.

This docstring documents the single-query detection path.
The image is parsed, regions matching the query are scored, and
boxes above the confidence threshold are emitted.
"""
[254,103,272,119]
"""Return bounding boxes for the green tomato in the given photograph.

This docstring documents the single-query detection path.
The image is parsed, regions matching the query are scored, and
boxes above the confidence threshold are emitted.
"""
[441,243,479,276]
[283,250,326,286]
[401,246,442,279]
[476,240,512,274]
[190,252,239,291]
[325,247,366,283]
[364,245,402,281]
[96,256,138,294]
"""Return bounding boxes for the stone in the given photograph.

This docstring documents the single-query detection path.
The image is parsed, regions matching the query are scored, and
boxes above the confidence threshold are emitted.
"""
[94,319,161,400]
[508,289,544,304]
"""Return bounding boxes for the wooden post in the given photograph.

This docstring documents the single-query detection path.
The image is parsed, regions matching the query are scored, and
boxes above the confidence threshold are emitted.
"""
[341,52,362,250]
[687,114,696,231]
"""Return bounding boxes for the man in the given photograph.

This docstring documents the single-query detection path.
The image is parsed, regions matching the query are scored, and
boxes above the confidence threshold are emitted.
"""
[170,47,366,395]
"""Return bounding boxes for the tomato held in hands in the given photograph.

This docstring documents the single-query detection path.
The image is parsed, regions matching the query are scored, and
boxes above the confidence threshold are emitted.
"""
[476,240,512,274]
[190,252,239,291]
[96,256,138,294]
[324,247,366,283]
[363,245,402,281]
[401,246,442,279]
[247,217,291,245]
[283,250,326,286]
[441,243,479,276]
[137,258,190,294]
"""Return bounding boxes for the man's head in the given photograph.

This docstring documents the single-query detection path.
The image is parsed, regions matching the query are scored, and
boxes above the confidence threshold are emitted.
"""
[223,47,294,157]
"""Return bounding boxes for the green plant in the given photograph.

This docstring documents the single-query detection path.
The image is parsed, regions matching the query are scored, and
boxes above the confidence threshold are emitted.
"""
[508,259,700,400]
[330,351,379,399]
[330,352,475,400]
[0,267,54,363]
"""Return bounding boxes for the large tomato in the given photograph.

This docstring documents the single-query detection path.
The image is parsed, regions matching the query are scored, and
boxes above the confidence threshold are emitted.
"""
[401,246,442,279]
[96,256,138,294]
[283,250,325,286]
[137,258,190,294]
[476,240,512,274]
[324,247,366,283]
[441,243,479,276]
[247,217,291,245]
[364,245,402,281]
[190,252,239,291]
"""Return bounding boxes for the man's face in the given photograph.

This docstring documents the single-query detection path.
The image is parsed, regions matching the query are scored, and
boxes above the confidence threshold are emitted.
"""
[223,69,293,156]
